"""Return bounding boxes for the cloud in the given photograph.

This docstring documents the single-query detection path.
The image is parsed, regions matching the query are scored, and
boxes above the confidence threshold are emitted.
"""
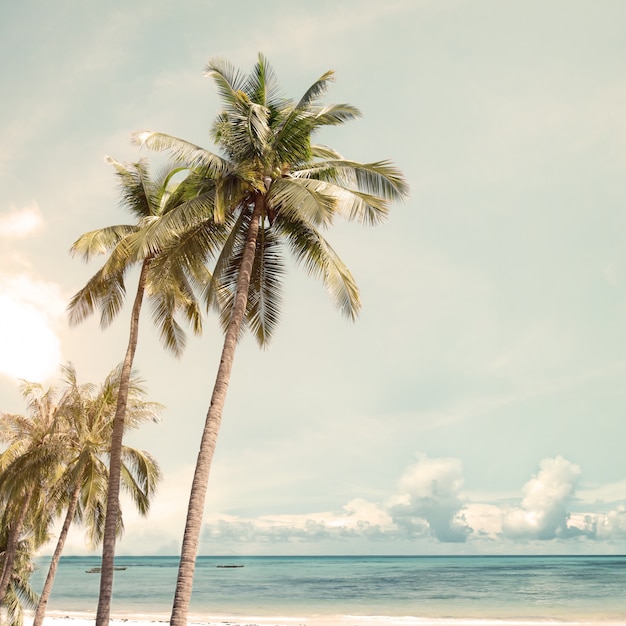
[502,456,582,540]
[50,453,625,556]
[197,456,473,547]
[389,455,471,543]
[193,454,626,552]
[0,204,43,238]
[0,205,66,383]
[0,293,62,382]
[200,498,395,546]
[567,506,626,542]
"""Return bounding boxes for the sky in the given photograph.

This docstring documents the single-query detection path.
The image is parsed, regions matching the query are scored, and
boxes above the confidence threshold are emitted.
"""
[1,0,626,557]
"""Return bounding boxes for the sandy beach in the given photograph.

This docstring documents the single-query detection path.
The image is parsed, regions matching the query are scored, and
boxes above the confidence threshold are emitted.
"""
[23,614,626,626]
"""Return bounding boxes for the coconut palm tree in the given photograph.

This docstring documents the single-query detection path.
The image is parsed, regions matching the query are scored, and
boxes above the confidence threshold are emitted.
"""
[133,53,409,626]
[0,380,67,607]
[32,364,161,626]
[0,519,39,626]
[68,159,207,626]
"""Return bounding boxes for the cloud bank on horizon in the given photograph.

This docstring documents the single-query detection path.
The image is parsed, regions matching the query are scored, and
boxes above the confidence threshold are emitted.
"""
[56,453,624,557]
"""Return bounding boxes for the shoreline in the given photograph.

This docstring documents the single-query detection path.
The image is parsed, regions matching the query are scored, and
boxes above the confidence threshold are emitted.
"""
[23,612,626,626]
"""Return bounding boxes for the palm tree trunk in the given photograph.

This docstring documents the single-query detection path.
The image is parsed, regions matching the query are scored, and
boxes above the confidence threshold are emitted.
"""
[170,196,264,626]
[32,483,81,626]
[96,259,150,626]
[0,492,32,606]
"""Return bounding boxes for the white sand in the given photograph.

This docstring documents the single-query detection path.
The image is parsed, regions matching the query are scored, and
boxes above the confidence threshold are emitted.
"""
[23,614,626,626]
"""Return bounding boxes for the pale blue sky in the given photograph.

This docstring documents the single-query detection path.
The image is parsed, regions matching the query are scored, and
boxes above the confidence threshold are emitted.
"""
[1,0,626,555]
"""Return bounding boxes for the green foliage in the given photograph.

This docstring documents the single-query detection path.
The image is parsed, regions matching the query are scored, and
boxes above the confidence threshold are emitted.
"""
[68,159,209,357]
[0,364,162,615]
[132,53,409,347]
[0,529,38,626]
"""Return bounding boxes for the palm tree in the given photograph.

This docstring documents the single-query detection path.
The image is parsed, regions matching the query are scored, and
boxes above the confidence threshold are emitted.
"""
[32,364,161,626]
[0,380,67,607]
[133,53,409,626]
[68,159,206,626]
[0,519,39,626]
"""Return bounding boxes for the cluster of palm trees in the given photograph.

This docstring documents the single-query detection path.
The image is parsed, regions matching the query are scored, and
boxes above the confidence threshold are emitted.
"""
[0,54,408,626]
[0,365,161,626]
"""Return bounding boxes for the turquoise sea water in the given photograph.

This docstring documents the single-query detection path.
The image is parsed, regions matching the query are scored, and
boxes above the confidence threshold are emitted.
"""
[31,555,626,622]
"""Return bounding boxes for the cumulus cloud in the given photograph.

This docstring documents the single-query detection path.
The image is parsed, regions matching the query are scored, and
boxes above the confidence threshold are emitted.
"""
[95,453,625,554]
[389,455,471,543]
[502,456,582,540]
[199,456,474,547]
[568,506,626,542]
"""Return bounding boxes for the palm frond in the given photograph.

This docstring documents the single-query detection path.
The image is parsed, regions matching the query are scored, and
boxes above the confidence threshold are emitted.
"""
[268,177,337,227]
[204,57,247,103]
[272,70,334,150]
[202,207,249,314]
[245,227,285,346]
[245,53,284,109]
[132,131,230,177]
[67,266,127,328]
[105,158,154,219]
[295,159,408,200]
[278,216,361,320]
[311,144,344,159]
[312,103,362,127]
[69,225,138,261]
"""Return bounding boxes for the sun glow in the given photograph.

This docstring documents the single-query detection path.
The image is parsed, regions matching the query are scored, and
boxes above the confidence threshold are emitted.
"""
[0,281,63,382]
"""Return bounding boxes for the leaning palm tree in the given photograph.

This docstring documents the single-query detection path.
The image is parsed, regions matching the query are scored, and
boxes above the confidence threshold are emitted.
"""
[68,159,205,626]
[32,364,161,626]
[133,53,409,626]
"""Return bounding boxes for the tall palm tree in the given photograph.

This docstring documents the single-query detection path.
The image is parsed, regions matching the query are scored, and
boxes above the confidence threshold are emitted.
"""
[32,364,161,626]
[68,159,205,626]
[133,53,409,626]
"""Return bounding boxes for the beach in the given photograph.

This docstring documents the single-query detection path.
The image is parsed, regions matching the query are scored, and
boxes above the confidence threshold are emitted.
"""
[23,614,626,626]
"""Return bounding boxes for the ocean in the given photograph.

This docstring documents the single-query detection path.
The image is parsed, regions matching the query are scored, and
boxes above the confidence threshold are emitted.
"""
[30,555,626,623]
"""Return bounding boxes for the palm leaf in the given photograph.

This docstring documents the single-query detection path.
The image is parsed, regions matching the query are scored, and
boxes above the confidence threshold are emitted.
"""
[69,225,138,261]
[132,131,230,177]
[278,216,361,320]
[67,266,127,328]
[244,226,285,346]
[268,177,337,227]
[294,158,409,200]
[245,53,284,109]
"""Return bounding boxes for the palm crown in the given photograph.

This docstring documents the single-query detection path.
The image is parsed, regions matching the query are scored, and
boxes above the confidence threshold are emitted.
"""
[68,158,205,356]
[133,53,409,346]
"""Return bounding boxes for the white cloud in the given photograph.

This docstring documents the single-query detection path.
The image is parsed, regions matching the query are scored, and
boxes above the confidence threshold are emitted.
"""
[389,454,471,543]
[502,456,582,540]
[595,506,626,539]
[0,204,43,238]
[200,499,395,547]
[45,453,626,556]
[463,503,503,540]
[193,455,626,552]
